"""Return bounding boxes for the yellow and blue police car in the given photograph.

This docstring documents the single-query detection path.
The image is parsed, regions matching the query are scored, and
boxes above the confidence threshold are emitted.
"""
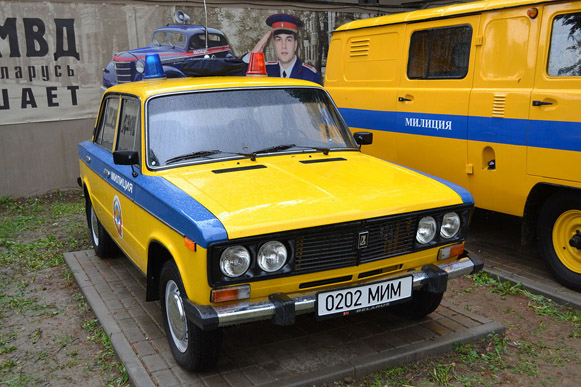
[78,54,482,370]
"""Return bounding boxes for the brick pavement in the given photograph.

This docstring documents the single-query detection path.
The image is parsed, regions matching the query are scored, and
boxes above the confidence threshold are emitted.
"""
[64,250,502,387]
[466,209,581,309]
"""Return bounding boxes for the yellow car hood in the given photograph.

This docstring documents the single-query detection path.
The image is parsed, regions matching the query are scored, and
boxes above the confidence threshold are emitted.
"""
[161,152,465,239]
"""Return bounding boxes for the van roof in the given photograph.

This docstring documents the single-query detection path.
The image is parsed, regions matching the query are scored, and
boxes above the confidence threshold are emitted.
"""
[334,0,554,32]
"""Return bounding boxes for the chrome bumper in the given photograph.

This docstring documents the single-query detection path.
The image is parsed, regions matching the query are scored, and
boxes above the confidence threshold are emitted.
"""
[184,252,482,330]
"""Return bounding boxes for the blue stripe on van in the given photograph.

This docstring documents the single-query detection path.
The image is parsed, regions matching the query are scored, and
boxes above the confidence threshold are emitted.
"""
[79,141,228,248]
[339,107,581,151]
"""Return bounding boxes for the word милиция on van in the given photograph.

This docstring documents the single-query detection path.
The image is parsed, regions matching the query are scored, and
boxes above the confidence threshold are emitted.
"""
[326,0,581,291]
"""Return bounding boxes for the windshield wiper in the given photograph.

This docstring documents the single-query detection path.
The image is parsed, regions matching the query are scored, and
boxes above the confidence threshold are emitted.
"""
[166,150,222,164]
[252,144,297,155]
[293,145,331,155]
[166,150,259,165]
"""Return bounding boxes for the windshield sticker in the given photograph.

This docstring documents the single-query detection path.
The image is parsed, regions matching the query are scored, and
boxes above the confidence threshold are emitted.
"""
[113,195,123,238]
[405,117,452,131]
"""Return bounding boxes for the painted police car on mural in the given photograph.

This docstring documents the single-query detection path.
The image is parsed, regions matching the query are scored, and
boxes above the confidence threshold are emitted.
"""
[80,54,482,371]
[102,12,234,89]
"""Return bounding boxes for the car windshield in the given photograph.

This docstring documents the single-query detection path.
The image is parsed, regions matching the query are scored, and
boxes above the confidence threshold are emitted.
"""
[146,87,357,168]
[150,31,187,50]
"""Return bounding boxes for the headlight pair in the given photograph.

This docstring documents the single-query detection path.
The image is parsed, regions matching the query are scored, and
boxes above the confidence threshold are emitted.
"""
[220,241,287,278]
[416,212,461,245]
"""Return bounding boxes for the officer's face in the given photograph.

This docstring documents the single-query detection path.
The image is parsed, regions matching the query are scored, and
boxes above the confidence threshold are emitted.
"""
[273,33,297,66]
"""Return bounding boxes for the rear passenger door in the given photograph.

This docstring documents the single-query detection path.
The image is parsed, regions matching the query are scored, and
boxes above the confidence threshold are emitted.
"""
[395,16,478,190]
[528,2,581,183]
[467,6,540,216]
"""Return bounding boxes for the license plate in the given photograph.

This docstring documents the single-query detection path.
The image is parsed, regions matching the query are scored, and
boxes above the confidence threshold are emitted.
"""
[316,275,413,317]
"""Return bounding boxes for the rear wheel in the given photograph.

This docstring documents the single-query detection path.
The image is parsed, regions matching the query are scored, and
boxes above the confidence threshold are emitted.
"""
[392,289,444,319]
[537,192,581,291]
[86,198,115,258]
[160,261,221,371]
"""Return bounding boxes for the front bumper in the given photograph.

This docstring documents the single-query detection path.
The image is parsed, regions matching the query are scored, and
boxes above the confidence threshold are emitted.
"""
[184,252,483,331]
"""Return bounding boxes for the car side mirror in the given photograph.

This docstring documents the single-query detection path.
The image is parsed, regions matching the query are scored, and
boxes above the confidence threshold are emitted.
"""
[113,150,139,165]
[353,132,373,146]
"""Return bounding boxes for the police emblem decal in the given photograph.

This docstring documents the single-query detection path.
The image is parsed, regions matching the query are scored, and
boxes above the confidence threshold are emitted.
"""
[358,231,369,249]
[113,195,123,238]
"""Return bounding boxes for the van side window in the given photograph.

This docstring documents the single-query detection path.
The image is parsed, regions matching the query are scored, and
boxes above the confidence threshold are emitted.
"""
[94,96,119,151]
[547,12,581,77]
[407,25,472,79]
[117,98,141,153]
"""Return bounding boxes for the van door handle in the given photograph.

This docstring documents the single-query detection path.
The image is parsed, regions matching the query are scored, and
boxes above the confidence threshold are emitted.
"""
[103,168,110,178]
[532,100,553,107]
[398,97,412,102]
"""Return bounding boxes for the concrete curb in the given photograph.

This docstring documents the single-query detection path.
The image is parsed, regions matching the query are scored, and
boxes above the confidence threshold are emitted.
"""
[483,267,581,310]
[64,252,155,387]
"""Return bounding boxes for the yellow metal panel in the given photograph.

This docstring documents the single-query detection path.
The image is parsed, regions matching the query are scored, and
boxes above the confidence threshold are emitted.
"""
[161,152,464,240]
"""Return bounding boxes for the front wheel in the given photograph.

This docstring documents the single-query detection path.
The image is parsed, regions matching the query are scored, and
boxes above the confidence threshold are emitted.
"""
[537,192,581,291]
[160,261,222,371]
[391,289,444,319]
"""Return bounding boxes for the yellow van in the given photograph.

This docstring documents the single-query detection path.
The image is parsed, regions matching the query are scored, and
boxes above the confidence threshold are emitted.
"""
[325,0,581,290]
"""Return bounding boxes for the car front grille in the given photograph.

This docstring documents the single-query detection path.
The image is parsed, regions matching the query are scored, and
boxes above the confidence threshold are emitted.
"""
[114,61,133,83]
[293,214,417,274]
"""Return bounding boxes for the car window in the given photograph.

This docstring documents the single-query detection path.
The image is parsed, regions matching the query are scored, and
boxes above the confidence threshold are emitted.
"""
[146,87,357,168]
[117,98,141,153]
[189,33,227,49]
[150,31,187,50]
[94,96,119,151]
[547,12,581,77]
[408,25,472,79]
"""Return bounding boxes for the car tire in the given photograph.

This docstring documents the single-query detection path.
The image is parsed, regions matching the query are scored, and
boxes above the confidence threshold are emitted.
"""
[86,198,115,258]
[391,289,444,319]
[537,191,581,291]
[160,260,222,371]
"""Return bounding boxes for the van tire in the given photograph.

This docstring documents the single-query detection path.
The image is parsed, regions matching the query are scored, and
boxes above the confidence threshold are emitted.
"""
[160,261,222,371]
[537,192,581,291]
[87,199,115,258]
[391,289,443,319]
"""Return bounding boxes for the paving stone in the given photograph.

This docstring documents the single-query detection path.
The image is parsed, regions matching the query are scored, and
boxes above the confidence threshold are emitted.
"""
[65,250,507,387]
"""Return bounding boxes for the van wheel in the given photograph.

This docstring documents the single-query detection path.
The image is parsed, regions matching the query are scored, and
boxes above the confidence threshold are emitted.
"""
[391,290,443,319]
[86,199,115,258]
[538,192,581,291]
[160,261,221,371]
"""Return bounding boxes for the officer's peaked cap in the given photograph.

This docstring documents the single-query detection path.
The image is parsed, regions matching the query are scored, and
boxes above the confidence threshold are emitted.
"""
[266,14,303,34]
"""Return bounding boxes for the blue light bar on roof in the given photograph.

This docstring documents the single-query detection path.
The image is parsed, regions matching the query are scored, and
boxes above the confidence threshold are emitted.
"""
[143,54,165,79]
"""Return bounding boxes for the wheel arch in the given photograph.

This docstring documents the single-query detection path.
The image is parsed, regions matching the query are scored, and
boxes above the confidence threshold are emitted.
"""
[146,240,174,301]
[523,183,581,245]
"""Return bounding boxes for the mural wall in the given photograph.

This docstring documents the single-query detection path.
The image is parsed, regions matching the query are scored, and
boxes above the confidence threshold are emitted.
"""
[0,0,382,196]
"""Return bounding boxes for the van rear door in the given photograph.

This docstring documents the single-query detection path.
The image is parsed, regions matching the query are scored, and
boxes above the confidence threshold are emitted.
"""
[528,2,581,183]
[395,16,478,190]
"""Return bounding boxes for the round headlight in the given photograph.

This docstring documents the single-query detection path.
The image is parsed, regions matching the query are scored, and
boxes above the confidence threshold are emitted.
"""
[416,216,437,244]
[220,246,250,278]
[257,241,287,272]
[135,59,145,74]
[440,212,461,239]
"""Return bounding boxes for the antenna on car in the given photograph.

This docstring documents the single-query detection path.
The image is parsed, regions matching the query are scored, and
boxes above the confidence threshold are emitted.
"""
[203,0,209,58]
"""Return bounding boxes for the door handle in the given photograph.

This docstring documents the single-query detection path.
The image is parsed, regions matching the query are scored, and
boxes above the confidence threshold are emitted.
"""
[398,97,412,102]
[85,155,91,163]
[103,168,110,178]
[532,100,553,107]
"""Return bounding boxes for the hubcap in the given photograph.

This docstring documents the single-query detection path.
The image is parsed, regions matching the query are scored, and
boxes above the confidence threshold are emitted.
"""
[552,209,581,274]
[165,280,188,352]
[90,207,99,246]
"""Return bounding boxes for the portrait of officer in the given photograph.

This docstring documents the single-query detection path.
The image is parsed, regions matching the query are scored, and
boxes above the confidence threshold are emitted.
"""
[251,14,322,85]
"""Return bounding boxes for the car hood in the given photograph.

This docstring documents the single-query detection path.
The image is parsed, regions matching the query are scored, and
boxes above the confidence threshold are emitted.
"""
[160,152,468,240]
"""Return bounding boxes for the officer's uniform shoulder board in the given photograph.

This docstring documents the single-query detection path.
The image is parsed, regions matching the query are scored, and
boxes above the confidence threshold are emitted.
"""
[302,63,318,73]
